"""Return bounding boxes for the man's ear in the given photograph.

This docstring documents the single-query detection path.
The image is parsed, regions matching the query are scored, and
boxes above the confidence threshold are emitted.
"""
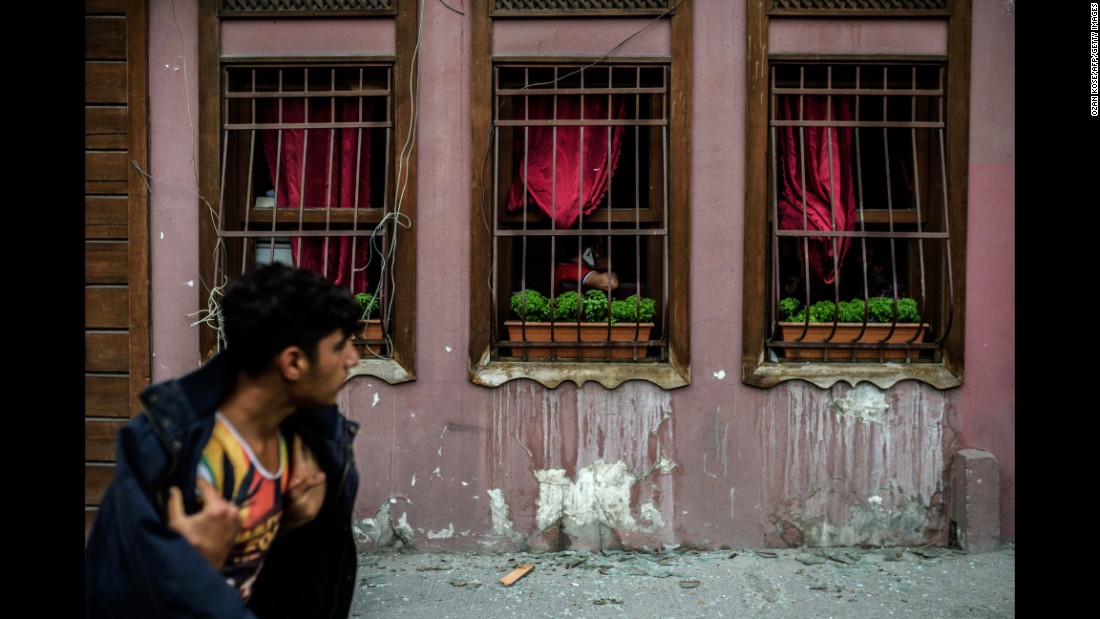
[275,346,309,381]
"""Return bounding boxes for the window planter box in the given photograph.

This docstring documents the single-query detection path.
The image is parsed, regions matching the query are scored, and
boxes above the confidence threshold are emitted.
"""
[353,319,384,354]
[505,321,654,360]
[775,322,929,360]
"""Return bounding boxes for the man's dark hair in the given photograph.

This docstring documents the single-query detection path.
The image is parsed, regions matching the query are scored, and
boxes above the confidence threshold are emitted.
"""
[220,263,362,375]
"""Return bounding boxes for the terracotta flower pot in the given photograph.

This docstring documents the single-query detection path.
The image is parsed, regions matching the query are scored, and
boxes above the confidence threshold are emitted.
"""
[505,321,654,360]
[775,322,929,360]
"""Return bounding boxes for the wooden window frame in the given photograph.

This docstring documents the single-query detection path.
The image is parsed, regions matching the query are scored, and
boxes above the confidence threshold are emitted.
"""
[468,0,691,390]
[199,0,417,384]
[741,0,969,390]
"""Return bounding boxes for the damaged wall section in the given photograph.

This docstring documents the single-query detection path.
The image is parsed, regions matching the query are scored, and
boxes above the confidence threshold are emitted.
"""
[489,381,677,551]
[760,382,953,547]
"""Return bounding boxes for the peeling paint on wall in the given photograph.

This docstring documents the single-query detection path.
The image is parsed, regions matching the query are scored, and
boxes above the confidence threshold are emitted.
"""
[654,456,677,473]
[354,498,415,550]
[831,383,890,423]
[488,488,519,538]
[534,460,662,535]
[396,512,415,543]
[427,523,455,539]
[761,381,948,547]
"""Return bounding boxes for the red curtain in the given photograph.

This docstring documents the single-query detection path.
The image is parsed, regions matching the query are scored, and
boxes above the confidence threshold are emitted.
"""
[260,98,371,293]
[506,96,626,229]
[776,95,856,285]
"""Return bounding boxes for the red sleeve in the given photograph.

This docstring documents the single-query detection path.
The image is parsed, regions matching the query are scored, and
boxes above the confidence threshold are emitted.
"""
[553,263,595,291]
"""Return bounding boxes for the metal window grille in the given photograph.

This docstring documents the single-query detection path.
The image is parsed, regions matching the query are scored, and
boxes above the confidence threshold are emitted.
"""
[769,0,949,13]
[490,63,670,362]
[492,1,672,16]
[767,62,954,363]
[216,63,395,358]
[219,0,393,16]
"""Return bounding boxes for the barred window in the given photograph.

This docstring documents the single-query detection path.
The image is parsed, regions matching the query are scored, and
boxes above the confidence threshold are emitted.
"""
[489,63,670,364]
[765,62,954,365]
[215,63,397,360]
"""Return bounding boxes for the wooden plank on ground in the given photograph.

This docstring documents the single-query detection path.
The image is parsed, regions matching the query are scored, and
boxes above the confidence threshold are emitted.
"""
[86,241,128,284]
[86,331,129,373]
[85,419,127,462]
[86,287,128,328]
[85,375,132,418]
[85,107,128,150]
[499,564,534,586]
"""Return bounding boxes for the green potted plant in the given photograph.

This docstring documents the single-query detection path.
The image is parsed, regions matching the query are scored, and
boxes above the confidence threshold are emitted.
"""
[355,292,383,342]
[505,289,657,360]
[775,296,929,360]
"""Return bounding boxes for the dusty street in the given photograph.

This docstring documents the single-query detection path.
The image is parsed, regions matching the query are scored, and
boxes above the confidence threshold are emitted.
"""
[349,543,1015,618]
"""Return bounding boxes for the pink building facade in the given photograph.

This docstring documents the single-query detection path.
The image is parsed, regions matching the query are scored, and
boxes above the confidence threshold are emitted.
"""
[146,0,1014,551]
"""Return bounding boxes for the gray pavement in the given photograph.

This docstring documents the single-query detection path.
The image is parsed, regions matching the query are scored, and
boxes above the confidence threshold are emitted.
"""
[349,543,1015,618]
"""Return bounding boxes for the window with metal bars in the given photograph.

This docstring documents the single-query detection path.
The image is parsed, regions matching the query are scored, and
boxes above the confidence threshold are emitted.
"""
[216,63,398,360]
[765,61,954,364]
[489,63,670,363]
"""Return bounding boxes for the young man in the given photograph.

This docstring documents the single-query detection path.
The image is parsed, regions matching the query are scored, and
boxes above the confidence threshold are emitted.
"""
[85,263,364,619]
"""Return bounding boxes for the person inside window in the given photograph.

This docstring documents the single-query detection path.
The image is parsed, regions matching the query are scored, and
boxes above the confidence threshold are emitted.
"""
[551,236,618,295]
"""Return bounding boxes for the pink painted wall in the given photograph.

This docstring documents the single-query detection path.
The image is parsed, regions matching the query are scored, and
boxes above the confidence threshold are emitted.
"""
[769,18,947,55]
[149,0,202,381]
[146,0,1014,550]
[960,0,1015,539]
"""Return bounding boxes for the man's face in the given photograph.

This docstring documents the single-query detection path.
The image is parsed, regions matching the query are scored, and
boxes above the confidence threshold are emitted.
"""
[293,329,359,407]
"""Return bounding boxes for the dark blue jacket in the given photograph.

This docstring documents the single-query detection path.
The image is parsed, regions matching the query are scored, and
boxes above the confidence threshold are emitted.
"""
[85,352,360,619]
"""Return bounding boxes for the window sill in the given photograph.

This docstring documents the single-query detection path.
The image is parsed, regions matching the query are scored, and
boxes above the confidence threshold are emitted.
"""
[348,358,414,384]
[470,350,689,390]
[742,360,961,390]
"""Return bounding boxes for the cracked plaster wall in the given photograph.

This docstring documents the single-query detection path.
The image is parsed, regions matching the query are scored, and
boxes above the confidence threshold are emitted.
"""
[759,381,953,547]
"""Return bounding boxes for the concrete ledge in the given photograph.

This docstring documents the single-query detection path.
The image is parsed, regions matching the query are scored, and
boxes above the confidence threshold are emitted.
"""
[949,448,1001,552]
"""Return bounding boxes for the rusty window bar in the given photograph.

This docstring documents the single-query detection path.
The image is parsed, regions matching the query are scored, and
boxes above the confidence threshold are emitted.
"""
[767,62,949,362]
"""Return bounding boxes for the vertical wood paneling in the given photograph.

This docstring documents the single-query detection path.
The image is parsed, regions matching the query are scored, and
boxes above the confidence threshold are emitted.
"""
[85,196,129,238]
[468,0,492,366]
[666,0,691,377]
[85,375,132,418]
[86,332,130,373]
[741,0,769,382]
[85,0,149,530]
[86,287,129,328]
[125,0,152,407]
[86,63,128,104]
[85,419,128,462]
[86,107,128,150]
[85,242,129,284]
[85,464,116,505]
[198,0,222,362]
[86,16,127,60]
[86,0,126,13]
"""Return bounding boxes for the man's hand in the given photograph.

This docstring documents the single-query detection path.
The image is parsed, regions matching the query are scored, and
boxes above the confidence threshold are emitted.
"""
[282,434,327,533]
[583,270,619,292]
[167,478,241,569]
